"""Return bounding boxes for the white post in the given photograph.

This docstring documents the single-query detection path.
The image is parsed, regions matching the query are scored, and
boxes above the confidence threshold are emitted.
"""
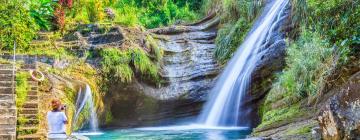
[12,41,16,100]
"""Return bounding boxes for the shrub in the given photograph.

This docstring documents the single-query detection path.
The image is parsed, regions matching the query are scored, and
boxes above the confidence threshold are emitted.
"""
[132,48,159,80]
[100,47,160,83]
[215,18,251,63]
[85,0,105,22]
[112,1,139,27]
[265,30,335,106]
[204,0,264,62]
[29,0,56,30]
[0,0,38,50]
[16,72,30,107]
[100,48,133,83]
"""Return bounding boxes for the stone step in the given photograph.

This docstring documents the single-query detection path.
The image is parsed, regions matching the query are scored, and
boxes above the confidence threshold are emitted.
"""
[21,64,37,70]
[0,74,14,81]
[0,64,14,69]
[17,127,39,138]
[26,95,38,101]
[0,135,16,140]
[0,134,16,140]
[27,81,38,87]
[0,69,14,74]
[17,134,42,140]
[18,126,38,131]
[30,87,38,91]
[0,100,15,108]
[0,81,15,87]
[19,109,38,114]
[19,114,38,120]
[27,91,38,96]
[0,108,16,116]
[20,119,39,125]
[0,94,14,100]
[0,124,16,134]
[0,116,16,125]
[0,87,14,94]
[22,102,38,109]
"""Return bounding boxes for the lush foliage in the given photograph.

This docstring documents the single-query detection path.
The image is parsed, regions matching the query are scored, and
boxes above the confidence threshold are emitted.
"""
[265,31,335,107]
[111,0,199,28]
[29,0,56,30]
[67,0,200,28]
[258,104,303,129]
[205,0,263,62]
[256,0,359,134]
[306,0,360,46]
[0,0,38,50]
[215,18,251,62]
[16,71,30,107]
[100,48,159,83]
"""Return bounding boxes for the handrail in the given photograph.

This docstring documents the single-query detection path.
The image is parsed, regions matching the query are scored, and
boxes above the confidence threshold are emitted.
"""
[12,41,16,102]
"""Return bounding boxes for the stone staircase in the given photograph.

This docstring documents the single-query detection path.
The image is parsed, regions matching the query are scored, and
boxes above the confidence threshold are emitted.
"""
[17,65,42,140]
[0,64,17,140]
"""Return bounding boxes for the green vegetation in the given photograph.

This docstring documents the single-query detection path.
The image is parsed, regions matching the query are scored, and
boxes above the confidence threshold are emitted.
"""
[203,0,263,63]
[0,0,38,50]
[306,0,360,46]
[15,71,30,107]
[257,104,303,129]
[100,47,160,83]
[66,0,201,28]
[215,18,251,62]
[29,0,56,30]
[286,125,312,135]
[110,0,199,28]
[265,31,335,106]
[257,0,359,134]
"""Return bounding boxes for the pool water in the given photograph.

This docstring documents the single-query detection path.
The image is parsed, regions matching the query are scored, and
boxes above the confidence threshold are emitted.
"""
[82,125,252,140]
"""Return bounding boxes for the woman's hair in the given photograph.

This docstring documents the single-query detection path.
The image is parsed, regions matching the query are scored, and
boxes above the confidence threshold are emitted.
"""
[51,99,61,111]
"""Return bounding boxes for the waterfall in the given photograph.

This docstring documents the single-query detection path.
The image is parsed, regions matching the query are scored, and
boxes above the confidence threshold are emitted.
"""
[198,0,289,127]
[73,84,99,132]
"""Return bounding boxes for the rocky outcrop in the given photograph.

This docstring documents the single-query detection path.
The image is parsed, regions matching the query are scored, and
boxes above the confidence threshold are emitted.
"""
[237,0,291,127]
[318,71,360,140]
[104,16,220,127]
[142,16,220,100]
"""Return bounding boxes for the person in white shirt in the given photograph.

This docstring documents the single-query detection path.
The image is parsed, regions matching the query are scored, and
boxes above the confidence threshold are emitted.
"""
[47,99,68,140]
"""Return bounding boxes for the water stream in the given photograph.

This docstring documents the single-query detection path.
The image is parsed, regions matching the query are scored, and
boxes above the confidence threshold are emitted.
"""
[198,0,289,127]
[85,0,289,139]
[73,84,99,132]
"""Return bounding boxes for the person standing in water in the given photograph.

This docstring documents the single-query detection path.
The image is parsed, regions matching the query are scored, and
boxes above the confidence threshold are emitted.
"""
[47,99,68,140]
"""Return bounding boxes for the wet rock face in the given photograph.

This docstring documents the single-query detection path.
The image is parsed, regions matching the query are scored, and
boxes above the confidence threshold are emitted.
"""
[137,17,221,101]
[105,17,220,127]
[105,80,203,127]
[239,1,290,127]
[318,72,360,140]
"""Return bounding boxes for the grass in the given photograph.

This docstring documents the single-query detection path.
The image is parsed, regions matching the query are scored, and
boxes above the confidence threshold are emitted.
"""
[264,30,335,106]
[132,48,159,80]
[203,0,264,63]
[15,71,30,108]
[215,18,251,63]
[257,103,304,129]
[286,125,312,135]
[100,48,133,83]
[100,47,160,84]
[146,34,164,61]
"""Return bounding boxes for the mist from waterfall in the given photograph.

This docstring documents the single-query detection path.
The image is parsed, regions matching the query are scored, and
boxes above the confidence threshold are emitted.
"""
[197,0,289,127]
[73,84,99,132]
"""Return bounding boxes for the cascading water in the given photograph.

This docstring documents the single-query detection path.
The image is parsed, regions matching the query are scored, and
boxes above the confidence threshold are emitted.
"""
[198,0,289,127]
[73,84,99,132]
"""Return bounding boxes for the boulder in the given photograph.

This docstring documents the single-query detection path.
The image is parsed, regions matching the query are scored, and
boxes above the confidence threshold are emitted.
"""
[318,71,360,140]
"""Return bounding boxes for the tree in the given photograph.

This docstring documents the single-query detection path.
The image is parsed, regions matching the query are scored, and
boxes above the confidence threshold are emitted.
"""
[0,0,38,50]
